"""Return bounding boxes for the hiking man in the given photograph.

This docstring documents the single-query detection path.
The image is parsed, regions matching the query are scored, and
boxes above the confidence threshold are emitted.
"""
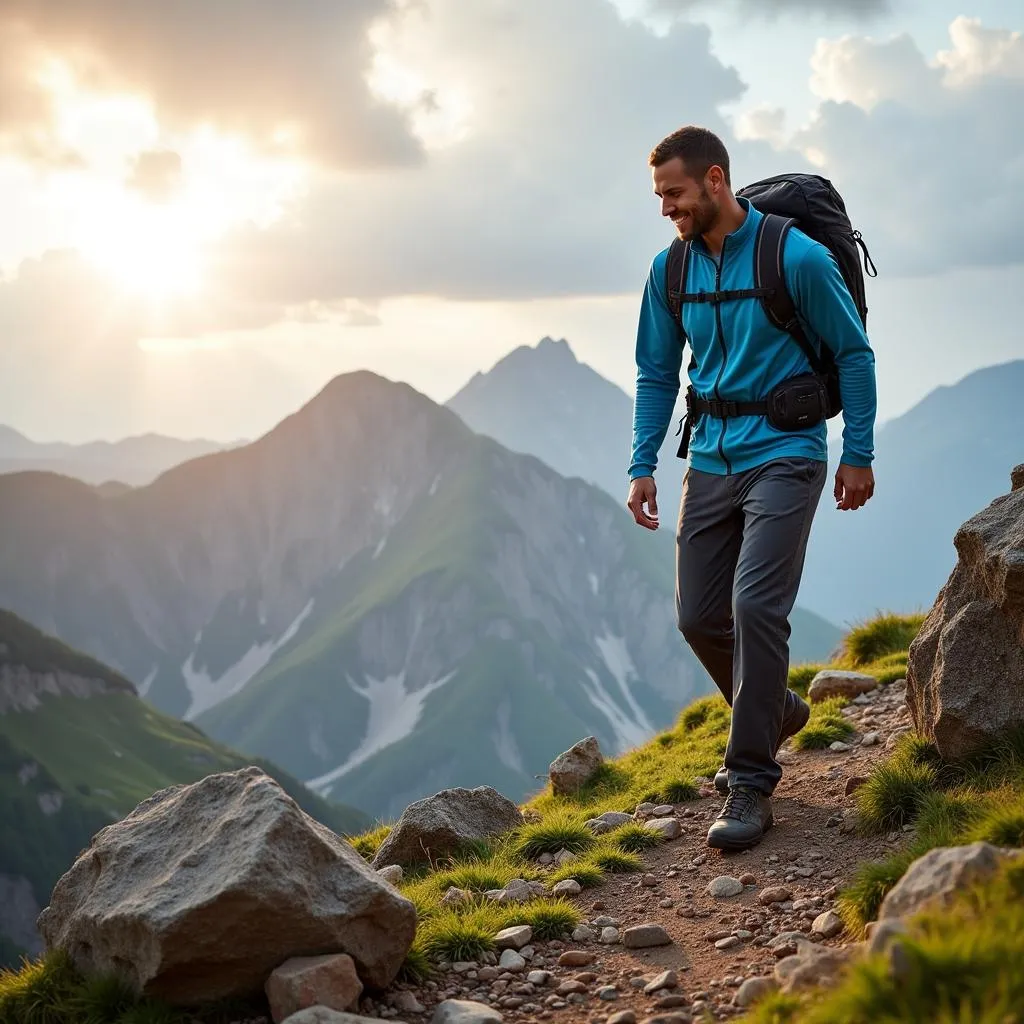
[626,125,877,851]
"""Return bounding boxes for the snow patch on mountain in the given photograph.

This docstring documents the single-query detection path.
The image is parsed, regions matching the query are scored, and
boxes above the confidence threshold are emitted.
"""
[306,668,456,796]
[181,599,315,720]
[595,631,654,735]
[491,696,524,775]
[581,667,651,752]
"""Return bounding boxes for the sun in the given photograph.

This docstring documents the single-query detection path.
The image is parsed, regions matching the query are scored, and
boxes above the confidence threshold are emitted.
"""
[76,192,207,301]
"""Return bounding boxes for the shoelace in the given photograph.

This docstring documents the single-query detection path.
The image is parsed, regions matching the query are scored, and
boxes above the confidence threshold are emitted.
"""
[720,786,759,821]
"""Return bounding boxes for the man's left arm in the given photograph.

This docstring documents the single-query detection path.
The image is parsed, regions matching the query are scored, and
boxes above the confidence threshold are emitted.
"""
[789,241,878,509]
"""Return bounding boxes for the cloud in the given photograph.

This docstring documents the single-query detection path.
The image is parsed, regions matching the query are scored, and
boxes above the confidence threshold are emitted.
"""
[771,16,1024,276]
[125,149,183,201]
[0,0,423,169]
[646,0,891,20]
[201,0,749,308]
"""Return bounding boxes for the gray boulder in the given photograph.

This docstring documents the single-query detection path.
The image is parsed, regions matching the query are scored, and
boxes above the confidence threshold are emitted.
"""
[807,670,878,703]
[906,465,1024,758]
[549,737,603,796]
[371,786,523,868]
[37,766,416,1004]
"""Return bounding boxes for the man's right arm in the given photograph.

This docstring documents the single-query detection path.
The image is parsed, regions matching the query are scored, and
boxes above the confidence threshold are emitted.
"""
[628,250,684,481]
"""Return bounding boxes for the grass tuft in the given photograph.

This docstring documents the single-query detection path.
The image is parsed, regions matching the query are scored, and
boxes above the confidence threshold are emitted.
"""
[502,898,580,939]
[589,847,644,873]
[792,697,854,751]
[398,944,433,984]
[510,814,595,859]
[835,849,917,937]
[660,778,699,803]
[608,822,662,853]
[855,758,938,833]
[62,972,137,1024]
[548,861,605,888]
[348,823,391,862]
[837,612,925,669]
[418,906,502,963]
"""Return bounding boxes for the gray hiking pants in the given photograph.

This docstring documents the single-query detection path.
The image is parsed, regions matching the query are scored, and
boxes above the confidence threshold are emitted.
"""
[675,456,827,795]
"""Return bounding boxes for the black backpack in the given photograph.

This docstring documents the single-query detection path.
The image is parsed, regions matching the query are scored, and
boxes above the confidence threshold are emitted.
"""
[665,172,877,418]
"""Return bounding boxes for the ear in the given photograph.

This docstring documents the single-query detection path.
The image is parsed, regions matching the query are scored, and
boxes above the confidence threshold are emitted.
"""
[706,164,726,194]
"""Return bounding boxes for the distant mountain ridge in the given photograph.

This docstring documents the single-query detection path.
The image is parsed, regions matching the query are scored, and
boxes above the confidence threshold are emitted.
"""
[0,425,241,487]
[0,607,369,968]
[446,338,1024,627]
[0,370,841,821]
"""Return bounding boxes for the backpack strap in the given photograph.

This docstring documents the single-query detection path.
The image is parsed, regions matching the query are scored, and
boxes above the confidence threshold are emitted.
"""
[665,238,691,329]
[754,213,826,376]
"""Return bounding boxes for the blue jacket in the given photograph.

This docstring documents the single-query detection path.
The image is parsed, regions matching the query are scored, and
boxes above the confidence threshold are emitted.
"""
[628,197,877,479]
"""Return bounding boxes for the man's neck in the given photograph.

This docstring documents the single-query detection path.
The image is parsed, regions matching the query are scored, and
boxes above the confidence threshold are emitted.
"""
[701,196,746,258]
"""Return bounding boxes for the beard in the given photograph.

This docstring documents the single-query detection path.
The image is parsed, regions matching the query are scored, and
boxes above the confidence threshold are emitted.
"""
[674,186,718,241]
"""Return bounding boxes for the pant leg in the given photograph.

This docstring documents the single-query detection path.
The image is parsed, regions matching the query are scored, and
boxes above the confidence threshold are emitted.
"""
[675,467,743,704]
[726,457,827,795]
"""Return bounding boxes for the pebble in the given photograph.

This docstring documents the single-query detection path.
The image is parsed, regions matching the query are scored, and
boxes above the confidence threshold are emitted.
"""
[498,949,526,972]
[757,886,792,905]
[622,924,673,949]
[739,872,757,885]
[597,986,620,1000]
[734,976,779,1007]
[861,732,881,746]
[553,879,582,897]
[601,926,621,944]
[526,970,551,986]
[642,873,660,887]
[608,1012,638,1024]
[707,875,744,898]
[830,741,853,752]
[644,970,679,994]
[572,925,595,942]
[557,950,595,967]
[494,925,533,950]
[812,910,845,938]
[715,936,741,950]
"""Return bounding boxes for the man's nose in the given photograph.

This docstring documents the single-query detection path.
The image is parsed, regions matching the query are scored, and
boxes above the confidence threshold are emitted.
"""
[661,199,675,218]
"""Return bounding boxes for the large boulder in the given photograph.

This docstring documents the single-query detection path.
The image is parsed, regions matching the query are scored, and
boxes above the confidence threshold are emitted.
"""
[906,465,1024,759]
[37,766,417,1005]
[371,786,523,868]
[548,737,604,796]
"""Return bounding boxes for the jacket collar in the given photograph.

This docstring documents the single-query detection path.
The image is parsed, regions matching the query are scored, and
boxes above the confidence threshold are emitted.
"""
[691,195,760,256]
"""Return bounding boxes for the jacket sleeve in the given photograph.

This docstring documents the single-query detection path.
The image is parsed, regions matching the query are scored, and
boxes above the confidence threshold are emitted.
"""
[628,250,684,480]
[789,242,878,468]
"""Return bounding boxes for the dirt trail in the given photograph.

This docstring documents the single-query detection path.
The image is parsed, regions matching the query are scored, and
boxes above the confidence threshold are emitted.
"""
[371,681,912,1023]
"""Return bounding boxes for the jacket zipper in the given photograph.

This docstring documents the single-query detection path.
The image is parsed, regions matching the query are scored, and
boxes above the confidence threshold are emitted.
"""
[710,249,732,475]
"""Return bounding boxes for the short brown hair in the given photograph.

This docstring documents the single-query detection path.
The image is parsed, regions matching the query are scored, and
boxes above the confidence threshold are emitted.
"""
[648,125,731,187]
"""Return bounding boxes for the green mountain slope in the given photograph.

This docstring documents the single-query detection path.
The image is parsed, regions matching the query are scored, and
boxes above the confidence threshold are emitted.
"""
[0,609,370,968]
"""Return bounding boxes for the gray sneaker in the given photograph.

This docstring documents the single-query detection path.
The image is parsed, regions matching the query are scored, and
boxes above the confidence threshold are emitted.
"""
[706,785,773,851]
[713,691,811,795]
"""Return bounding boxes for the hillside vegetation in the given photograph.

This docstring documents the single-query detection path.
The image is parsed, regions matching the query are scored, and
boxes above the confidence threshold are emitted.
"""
[3,611,1022,1024]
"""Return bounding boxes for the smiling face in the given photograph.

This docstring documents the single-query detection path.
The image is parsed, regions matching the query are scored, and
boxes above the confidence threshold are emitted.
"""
[652,156,723,242]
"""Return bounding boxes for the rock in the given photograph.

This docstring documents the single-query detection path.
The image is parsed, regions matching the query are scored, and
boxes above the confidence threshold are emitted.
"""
[552,879,582,897]
[376,864,403,885]
[734,976,778,1008]
[441,887,473,908]
[644,970,678,994]
[808,670,879,703]
[526,969,551,985]
[600,926,621,943]
[829,741,853,752]
[584,818,613,835]
[557,949,594,967]
[498,948,526,972]
[280,1010,409,1024]
[371,786,523,868]
[644,818,682,840]
[739,872,757,886]
[715,936,740,950]
[552,848,577,866]
[707,876,744,898]
[775,939,850,993]
[878,842,1019,920]
[597,811,634,828]
[608,1012,638,1024]
[866,918,908,955]
[431,999,503,1024]
[811,911,844,938]
[861,732,881,747]
[549,736,604,796]
[622,924,673,949]
[758,886,792,905]
[36,767,416,1003]
[390,991,426,1014]
[266,954,363,1023]
[486,878,548,903]
[494,925,532,950]
[571,925,594,941]
[906,467,1024,758]
[653,804,676,816]
[597,985,620,1000]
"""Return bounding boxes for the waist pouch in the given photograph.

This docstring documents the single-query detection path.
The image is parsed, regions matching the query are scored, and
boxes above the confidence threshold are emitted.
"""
[676,373,829,458]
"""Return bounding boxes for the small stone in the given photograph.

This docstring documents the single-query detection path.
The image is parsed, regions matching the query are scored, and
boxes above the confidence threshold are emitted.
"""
[572,925,594,942]
[734,976,779,1008]
[608,1012,638,1024]
[707,876,744,898]
[376,864,403,885]
[499,949,526,972]
[553,879,583,897]
[391,990,426,1013]
[861,732,881,746]
[739,872,757,886]
[659,898,674,909]
[622,924,673,949]
[643,970,678,995]
[692,854,707,866]
[431,999,503,1023]
[265,953,363,1021]
[811,911,844,938]
[597,986,620,1001]
[829,741,853,752]
[715,936,741,950]
[641,873,660,887]
[757,886,792,906]
[600,926,621,944]
[558,950,595,967]
[527,970,551,986]
[495,925,533,950]
[557,980,589,995]
[538,852,555,864]
[651,993,690,1009]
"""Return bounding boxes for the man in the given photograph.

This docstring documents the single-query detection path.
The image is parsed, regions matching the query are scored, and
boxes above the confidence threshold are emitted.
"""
[625,125,877,852]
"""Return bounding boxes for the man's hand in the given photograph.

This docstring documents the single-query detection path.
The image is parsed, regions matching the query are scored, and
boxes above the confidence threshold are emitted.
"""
[834,463,874,511]
[627,475,659,530]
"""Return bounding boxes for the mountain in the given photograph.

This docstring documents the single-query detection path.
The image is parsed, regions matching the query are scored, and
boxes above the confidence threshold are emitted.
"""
[0,371,841,823]
[447,339,1024,629]
[800,359,1024,626]
[0,425,241,487]
[0,607,369,967]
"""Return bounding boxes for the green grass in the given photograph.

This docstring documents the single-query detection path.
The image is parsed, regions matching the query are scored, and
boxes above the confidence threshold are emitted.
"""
[607,822,663,853]
[509,813,596,859]
[792,697,855,751]
[835,613,926,670]
[742,858,1024,1023]
[548,861,605,888]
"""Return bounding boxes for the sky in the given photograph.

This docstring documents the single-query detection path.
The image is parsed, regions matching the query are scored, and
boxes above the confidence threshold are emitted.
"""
[0,0,1021,443]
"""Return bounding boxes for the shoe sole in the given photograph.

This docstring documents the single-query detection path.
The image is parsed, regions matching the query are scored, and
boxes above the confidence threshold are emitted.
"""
[713,698,811,795]
[706,813,774,852]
